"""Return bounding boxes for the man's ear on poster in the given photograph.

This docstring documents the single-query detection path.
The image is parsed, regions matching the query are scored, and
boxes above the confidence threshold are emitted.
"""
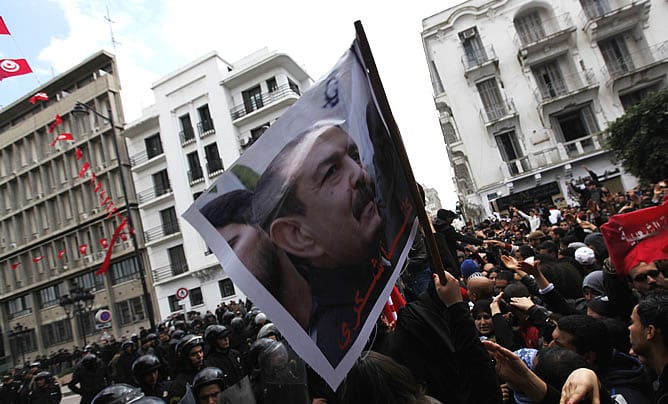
[269,216,324,259]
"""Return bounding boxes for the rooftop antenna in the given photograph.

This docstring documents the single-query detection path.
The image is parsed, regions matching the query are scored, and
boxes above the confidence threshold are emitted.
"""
[104,5,121,50]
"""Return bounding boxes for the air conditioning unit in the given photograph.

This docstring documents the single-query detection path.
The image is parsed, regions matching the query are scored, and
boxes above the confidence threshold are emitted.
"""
[9,242,16,249]
[62,264,69,270]
[461,27,477,39]
[96,251,106,259]
[91,208,99,215]
[84,255,94,264]
[122,241,132,250]
[35,193,44,200]
[81,212,89,220]
[95,164,105,172]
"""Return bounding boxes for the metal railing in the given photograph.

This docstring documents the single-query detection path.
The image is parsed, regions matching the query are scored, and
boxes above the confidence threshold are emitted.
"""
[179,127,196,146]
[479,98,517,125]
[197,120,215,137]
[600,41,668,80]
[514,12,574,47]
[560,133,605,159]
[137,187,172,204]
[152,262,189,283]
[461,45,498,71]
[578,0,644,21]
[144,221,180,242]
[188,167,204,185]
[207,159,224,177]
[230,84,300,120]
[533,68,597,103]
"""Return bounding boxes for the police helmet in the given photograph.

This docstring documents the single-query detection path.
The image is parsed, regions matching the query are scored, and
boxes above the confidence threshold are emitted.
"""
[192,367,227,396]
[230,317,245,332]
[256,322,281,340]
[121,340,135,350]
[131,355,162,382]
[169,329,186,344]
[34,371,52,381]
[82,354,98,368]
[176,335,204,358]
[204,325,230,345]
[91,383,144,404]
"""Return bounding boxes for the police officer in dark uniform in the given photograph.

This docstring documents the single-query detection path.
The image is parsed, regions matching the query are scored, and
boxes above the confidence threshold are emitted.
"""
[202,325,246,388]
[28,371,61,404]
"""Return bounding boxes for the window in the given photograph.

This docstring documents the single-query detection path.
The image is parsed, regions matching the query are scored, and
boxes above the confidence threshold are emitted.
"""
[552,104,599,143]
[266,77,278,93]
[495,131,528,175]
[39,284,64,308]
[168,245,188,276]
[580,0,611,19]
[187,151,203,183]
[619,83,662,110]
[152,170,171,197]
[145,134,163,159]
[72,270,105,292]
[78,311,97,337]
[41,319,73,348]
[459,27,487,67]
[533,61,567,99]
[599,35,634,77]
[110,257,141,285]
[8,328,37,354]
[515,11,546,44]
[288,78,300,95]
[190,287,204,306]
[160,207,179,236]
[179,114,195,143]
[204,143,223,174]
[6,295,32,319]
[197,105,214,134]
[454,163,474,195]
[168,295,181,313]
[219,278,236,298]
[116,296,146,326]
[477,79,506,121]
[242,85,263,114]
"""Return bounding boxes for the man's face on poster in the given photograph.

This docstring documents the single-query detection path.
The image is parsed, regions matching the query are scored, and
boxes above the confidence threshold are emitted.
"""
[273,127,382,269]
[217,223,280,288]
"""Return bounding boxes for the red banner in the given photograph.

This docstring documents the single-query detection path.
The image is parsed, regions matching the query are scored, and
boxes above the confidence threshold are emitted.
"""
[0,59,32,80]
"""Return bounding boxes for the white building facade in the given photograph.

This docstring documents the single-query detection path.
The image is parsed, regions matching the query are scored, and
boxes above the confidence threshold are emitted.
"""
[422,0,667,220]
[124,49,311,320]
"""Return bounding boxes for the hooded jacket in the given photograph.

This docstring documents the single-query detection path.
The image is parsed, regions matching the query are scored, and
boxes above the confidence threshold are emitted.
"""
[598,351,653,404]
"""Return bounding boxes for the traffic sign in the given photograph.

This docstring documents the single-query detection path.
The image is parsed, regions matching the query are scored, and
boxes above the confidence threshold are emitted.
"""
[176,287,189,300]
[95,309,112,323]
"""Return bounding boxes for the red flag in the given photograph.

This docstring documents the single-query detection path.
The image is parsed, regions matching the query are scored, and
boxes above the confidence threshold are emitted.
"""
[79,162,90,178]
[49,132,74,146]
[97,218,128,275]
[99,238,109,248]
[79,244,88,255]
[29,92,48,104]
[0,58,32,80]
[75,148,84,160]
[57,249,66,259]
[10,262,20,270]
[48,114,63,134]
[382,286,406,326]
[0,17,10,35]
[601,202,668,275]
[119,232,128,241]
[32,256,44,263]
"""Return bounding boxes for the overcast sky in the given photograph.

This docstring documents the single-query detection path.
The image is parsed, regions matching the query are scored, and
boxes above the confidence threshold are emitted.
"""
[0,0,463,207]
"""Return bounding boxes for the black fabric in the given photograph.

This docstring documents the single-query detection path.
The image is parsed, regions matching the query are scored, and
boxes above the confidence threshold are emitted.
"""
[599,351,653,404]
[203,347,246,387]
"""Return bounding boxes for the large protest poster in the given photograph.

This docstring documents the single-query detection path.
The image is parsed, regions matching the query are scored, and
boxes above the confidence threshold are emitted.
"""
[183,31,419,389]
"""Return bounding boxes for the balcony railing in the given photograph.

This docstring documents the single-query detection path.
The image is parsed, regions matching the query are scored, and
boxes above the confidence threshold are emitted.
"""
[561,133,604,158]
[197,120,215,138]
[515,13,574,47]
[230,84,299,120]
[479,99,517,125]
[188,167,204,185]
[601,41,668,80]
[533,69,597,103]
[144,221,180,243]
[579,0,645,21]
[152,262,189,283]
[461,45,498,71]
[137,187,171,204]
[130,148,165,166]
[206,159,224,177]
[179,127,195,146]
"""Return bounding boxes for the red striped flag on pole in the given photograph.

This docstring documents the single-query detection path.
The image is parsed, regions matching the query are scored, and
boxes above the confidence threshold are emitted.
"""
[0,59,32,80]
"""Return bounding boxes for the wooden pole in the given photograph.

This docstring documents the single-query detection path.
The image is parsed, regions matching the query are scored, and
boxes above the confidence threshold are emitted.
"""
[354,21,447,284]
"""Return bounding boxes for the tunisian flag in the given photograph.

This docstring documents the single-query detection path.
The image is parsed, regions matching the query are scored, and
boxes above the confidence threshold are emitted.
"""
[0,59,32,80]
[30,92,49,104]
[0,17,10,35]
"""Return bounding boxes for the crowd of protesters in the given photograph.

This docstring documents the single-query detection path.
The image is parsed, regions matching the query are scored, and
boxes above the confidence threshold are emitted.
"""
[1,173,667,404]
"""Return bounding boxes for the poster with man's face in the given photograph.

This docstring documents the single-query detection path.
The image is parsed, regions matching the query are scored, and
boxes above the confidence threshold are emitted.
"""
[183,38,418,389]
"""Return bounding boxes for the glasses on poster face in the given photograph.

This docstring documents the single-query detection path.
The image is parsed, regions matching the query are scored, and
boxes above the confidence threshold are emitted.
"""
[633,269,661,283]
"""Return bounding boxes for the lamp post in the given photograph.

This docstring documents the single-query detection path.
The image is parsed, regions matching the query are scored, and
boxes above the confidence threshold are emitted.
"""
[59,284,95,345]
[8,323,31,366]
[72,101,156,330]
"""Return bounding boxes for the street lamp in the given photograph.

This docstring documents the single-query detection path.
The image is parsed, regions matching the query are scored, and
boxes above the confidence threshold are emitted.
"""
[8,323,32,366]
[59,284,95,345]
[71,101,156,330]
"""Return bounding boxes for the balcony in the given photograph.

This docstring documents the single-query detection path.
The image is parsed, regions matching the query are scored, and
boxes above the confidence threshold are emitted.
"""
[580,0,651,41]
[515,13,576,66]
[137,187,172,205]
[560,133,605,159]
[179,126,195,146]
[479,99,518,126]
[188,167,204,185]
[197,120,215,138]
[461,45,499,81]
[230,84,299,121]
[533,69,598,105]
[600,41,668,83]
[206,158,224,177]
[130,148,165,167]
[152,262,189,284]
[144,221,180,243]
